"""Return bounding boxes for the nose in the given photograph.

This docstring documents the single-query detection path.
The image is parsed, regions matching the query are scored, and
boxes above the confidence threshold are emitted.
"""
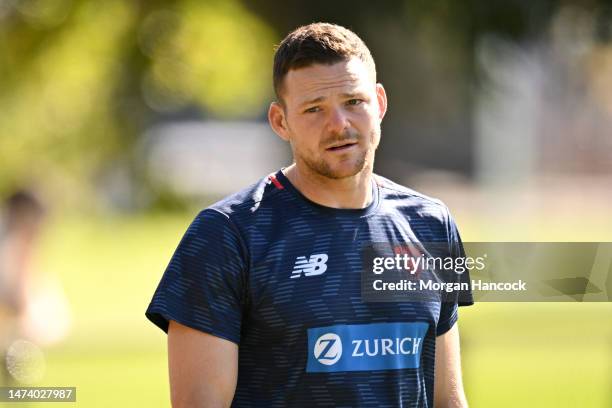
[326,107,350,135]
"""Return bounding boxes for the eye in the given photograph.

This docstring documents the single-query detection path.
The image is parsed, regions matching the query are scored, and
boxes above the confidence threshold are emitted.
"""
[347,99,363,106]
[304,106,321,113]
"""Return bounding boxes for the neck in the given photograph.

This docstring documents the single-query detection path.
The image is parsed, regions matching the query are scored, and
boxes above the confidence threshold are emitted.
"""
[282,163,373,209]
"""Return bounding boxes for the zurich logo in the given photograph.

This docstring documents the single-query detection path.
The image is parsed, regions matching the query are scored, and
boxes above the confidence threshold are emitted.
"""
[307,322,429,372]
[313,333,342,365]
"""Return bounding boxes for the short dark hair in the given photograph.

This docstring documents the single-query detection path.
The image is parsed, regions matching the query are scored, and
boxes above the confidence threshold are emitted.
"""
[273,22,376,100]
[3,190,45,229]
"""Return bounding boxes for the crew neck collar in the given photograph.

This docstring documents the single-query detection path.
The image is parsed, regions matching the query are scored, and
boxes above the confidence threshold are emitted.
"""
[275,168,380,218]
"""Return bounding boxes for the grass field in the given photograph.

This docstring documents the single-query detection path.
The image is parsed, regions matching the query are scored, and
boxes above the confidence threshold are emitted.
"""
[10,211,611,407]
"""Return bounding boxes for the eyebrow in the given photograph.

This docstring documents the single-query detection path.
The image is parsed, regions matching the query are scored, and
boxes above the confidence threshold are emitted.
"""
[340,92,363,99]
[298,92,365,107]
[299,96,325,107]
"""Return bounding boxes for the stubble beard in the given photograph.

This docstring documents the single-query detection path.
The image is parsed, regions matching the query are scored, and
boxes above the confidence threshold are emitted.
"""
[296,128,379,180]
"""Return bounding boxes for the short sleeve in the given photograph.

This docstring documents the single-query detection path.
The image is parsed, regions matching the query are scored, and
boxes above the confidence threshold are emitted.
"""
[145,209,248,345]
[436,206,473,336]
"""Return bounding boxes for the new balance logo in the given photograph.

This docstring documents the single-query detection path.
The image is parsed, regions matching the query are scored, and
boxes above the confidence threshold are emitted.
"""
[291,253,328,278]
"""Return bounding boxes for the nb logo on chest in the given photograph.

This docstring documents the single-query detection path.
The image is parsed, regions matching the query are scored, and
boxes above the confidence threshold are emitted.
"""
[290,253,328,278]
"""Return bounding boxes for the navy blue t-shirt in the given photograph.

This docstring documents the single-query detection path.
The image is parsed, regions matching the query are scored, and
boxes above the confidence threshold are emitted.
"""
[146,170,473,407]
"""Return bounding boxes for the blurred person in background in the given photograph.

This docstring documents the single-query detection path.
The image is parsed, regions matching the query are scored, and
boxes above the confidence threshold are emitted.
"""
[0,190,71,385]
[147,22,472,407]
[0,190,45,384]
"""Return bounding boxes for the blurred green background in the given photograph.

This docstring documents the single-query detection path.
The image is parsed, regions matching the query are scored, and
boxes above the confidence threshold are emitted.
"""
[1,0,611,406]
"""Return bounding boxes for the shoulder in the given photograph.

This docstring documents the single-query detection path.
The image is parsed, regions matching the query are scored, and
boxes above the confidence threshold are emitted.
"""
[374,173,450,216]
[181,174,285,260]
[195,172,286,226]
[374,174,462,248]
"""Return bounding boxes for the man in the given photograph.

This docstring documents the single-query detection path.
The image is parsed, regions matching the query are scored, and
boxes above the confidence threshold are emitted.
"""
[0,190,46,385]
[146,22,473,407]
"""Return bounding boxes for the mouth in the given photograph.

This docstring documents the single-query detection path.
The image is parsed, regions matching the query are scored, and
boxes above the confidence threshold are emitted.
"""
[326,141,358,152]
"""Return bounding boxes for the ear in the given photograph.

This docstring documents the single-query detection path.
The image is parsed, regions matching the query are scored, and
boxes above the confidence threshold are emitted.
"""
[268,101,290,142]
[375,83,388,121]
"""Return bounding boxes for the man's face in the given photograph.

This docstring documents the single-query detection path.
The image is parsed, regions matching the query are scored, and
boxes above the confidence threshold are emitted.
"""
[269,57,387,179]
